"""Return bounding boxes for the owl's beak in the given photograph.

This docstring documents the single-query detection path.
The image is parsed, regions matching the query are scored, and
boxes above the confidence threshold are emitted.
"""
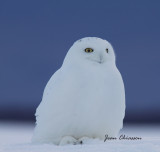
[99,54,104,64]
[88,54,104,64]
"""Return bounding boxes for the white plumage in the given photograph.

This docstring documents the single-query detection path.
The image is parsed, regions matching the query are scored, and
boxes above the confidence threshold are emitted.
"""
[32,37,125,145]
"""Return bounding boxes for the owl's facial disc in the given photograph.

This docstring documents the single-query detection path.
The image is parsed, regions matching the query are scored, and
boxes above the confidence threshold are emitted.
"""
[63,37,115,67]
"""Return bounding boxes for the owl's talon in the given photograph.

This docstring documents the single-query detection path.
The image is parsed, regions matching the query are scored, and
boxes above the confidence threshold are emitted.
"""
[73,142,77,145]
[78,136,90,144]
[59,136,78,145]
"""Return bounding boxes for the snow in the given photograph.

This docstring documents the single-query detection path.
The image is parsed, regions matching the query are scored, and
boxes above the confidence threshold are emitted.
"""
[0,122,160,152]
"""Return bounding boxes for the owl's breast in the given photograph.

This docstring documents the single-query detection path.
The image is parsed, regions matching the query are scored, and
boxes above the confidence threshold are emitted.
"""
[61,66,125,131]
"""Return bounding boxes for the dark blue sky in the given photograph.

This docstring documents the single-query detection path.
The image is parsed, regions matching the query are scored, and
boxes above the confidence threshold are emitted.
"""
[0,0,160,122]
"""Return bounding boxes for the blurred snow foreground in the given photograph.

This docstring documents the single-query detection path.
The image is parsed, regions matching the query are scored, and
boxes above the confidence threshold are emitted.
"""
[0,122,160,152]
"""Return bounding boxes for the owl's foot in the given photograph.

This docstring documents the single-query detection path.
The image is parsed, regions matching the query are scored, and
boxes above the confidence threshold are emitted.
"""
[78,136,90,144]
[59,136,81,145]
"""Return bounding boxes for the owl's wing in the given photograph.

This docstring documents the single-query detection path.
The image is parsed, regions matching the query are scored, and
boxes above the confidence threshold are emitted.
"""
[35,69,62,119]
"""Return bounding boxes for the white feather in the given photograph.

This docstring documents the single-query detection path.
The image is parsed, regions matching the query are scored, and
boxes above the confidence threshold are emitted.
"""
[32,37,125,145]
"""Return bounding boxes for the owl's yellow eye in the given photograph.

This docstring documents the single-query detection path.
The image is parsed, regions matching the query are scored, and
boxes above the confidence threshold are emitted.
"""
[85,48,94,53]
[106,48,109,53]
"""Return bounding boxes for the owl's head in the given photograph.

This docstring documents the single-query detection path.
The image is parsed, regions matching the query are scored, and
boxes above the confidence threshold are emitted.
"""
[63,37,116,68]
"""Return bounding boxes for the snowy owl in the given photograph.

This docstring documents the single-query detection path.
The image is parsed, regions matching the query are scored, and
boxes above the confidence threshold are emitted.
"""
[32,37,125,145]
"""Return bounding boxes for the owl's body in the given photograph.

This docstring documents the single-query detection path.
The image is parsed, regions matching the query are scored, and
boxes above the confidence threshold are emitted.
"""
[32,37,125,145]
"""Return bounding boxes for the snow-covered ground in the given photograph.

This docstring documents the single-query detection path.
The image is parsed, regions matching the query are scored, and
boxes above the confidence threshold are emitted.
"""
[0,121,160,152]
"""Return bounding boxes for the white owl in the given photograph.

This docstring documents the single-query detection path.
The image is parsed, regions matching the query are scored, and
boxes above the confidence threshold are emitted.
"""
[32,37,125,145]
